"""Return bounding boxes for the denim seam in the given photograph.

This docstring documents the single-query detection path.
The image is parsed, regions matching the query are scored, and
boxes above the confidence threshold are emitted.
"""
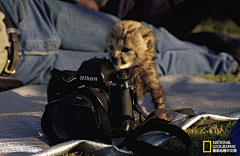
[23,40,61,45]
[16,0,26,26]
[23,51,58,55]
[22,40,60,54]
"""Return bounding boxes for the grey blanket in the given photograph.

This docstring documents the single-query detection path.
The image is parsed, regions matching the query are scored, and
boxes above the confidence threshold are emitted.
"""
[0,75,239,156]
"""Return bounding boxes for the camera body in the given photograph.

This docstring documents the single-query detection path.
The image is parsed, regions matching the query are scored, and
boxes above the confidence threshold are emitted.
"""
[46,58,134,142]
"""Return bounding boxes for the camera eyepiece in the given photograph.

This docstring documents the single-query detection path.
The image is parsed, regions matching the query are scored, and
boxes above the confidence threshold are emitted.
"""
[115,70,129,80]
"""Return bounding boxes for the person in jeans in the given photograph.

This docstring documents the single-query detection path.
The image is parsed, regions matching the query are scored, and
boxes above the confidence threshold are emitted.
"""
[0,0,238,86]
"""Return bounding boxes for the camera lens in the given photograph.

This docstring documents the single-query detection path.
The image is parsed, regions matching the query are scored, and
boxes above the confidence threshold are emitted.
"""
[50,96,97,140]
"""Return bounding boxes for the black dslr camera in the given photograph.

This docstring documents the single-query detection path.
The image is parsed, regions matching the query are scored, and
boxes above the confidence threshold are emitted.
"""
[41,58,136,145]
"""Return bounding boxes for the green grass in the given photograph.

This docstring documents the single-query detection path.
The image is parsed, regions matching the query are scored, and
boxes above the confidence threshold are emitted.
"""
[64,152,91,156]
[162,120,237,156]
[95,0,108,9]
[194,74,240,82]
[192,17,240,38]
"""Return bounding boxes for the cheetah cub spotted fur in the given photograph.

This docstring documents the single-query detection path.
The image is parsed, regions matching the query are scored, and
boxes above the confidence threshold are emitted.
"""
[106,20,171,121]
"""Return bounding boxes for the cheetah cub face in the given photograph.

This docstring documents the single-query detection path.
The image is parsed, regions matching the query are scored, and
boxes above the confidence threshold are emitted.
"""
[106,20,155,71]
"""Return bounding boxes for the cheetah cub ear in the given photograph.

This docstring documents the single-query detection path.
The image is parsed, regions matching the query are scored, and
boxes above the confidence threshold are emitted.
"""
[138,25,156,60]
[140,27,156,52]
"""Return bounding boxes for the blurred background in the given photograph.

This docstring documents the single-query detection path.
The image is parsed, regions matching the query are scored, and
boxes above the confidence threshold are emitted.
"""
[95,0,240,38]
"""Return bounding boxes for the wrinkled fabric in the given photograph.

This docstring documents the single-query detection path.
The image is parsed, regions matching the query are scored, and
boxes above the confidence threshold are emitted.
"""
[0,75,239,155]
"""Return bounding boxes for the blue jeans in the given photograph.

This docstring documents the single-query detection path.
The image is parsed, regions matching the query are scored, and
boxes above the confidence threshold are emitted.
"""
[0,0,238,84]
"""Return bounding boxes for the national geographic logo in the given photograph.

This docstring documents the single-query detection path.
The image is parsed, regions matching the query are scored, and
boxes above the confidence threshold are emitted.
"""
[203,140,237,154]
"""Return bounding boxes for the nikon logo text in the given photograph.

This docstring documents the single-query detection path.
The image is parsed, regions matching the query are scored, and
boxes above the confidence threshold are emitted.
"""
[79,75,98,81]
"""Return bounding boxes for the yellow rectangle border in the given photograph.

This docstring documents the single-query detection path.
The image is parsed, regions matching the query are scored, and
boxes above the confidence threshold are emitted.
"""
[203,141,211,153]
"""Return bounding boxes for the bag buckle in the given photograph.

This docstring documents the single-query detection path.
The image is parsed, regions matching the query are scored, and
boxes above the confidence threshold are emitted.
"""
[4,60,16,74]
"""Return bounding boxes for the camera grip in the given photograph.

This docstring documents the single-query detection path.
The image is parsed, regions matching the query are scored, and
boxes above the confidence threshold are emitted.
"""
[110,87,134,137]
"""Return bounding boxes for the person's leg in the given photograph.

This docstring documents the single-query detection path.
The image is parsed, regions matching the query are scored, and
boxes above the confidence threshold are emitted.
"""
[143,22,239,75]
[0,0,121,53]
[156,50,238,75]
[54,50,108,72]
[172,31,240,64]
[12,50,108,85]
[55,27,238,78]
[0,0,61,55]
[55,23,239,78]
[14,25,239,85]
[48,0,121,52]
[10,54,56,84]
[1,0,238,84]
[0,0,120,84]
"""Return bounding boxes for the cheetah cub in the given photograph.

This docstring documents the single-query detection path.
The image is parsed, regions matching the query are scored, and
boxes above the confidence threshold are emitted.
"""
[106,20,171,121]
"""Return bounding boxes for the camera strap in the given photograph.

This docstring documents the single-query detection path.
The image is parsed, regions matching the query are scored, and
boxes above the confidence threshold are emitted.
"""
[126,119,191,156]
[118,107,195,156]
